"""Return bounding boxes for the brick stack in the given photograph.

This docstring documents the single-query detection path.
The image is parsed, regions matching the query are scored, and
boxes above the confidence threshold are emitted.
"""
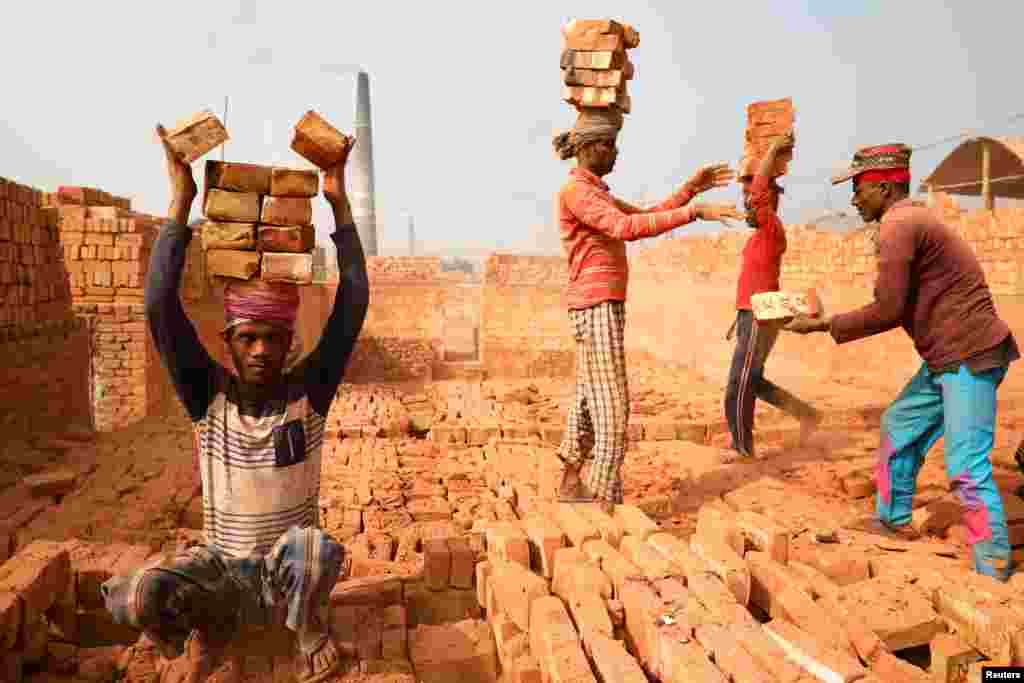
[742,97,795,177]
[0,178,75,336]
[560,19,639,114]
[201,160,319,286]
[42,185,131,211]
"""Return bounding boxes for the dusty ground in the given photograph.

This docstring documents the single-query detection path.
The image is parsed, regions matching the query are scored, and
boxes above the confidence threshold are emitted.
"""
[8,364,1024,563]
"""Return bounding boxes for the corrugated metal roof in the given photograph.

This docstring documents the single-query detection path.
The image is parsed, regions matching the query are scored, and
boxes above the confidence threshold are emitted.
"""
[918,136,1024,199]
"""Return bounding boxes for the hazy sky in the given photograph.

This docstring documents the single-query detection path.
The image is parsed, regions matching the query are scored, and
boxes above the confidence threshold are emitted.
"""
[2,2,1022,257]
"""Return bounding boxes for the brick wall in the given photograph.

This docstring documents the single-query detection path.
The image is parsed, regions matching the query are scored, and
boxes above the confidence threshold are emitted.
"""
[479,255,572,378]
[0,178,92,440]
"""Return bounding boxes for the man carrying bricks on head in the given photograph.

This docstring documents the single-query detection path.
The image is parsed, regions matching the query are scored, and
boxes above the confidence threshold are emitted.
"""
[786,144,1019,581]
[722,132,821,463]
[101,125,369,682]
[552,108,744,514]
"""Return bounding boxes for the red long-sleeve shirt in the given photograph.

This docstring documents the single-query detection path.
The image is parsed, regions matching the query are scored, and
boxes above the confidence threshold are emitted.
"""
[736,173,787,310]
[558,168,698,310]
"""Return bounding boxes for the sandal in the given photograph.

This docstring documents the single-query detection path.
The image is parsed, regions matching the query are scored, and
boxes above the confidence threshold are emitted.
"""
[294,636,342,683]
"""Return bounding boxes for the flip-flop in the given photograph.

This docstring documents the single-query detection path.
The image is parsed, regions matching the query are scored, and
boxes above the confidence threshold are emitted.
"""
[294,638,342,683]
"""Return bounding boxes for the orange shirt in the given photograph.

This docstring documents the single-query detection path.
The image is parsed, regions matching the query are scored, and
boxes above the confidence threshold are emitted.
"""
[558,168,699,310]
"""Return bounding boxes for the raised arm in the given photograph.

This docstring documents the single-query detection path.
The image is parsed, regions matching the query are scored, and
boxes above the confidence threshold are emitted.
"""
[611,163,735,215]
[295,143,370,416]
[144,125,221,422]
[563,180,742,242]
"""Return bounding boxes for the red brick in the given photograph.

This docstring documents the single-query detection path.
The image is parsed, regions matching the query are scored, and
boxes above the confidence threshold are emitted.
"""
[573,504,624,549]
[868,651,931,682]
[837,578,944,652]
[552,548,612,601]
[490,612,527,672]
[447,536,475,589]
[580,539,642,596]
[0,540,70,619]
[694,624,776,683]
[730,623,805,683]
[790,545,869,586]
[695,501,745,556]
[528,596,595,683]
[269,168,318,197]
[619,536,675,581]
[205,160,273,194]
[521,516,566,579]
[490,560,550,632]
[0,591,21,650]
[930,632,982,683]
[735,510,788,564]
[554,503,601,547]
[260,196,312,227]
[763,619,865,683]
[485,523,530,568]
[408,620,498,683]
[291,110,352,171]
[580,628,647,683]
[612,505,659,541]
[330,575,404,607]
[690,528,750,605]
[422,538,450,591]
[476,561,492,609]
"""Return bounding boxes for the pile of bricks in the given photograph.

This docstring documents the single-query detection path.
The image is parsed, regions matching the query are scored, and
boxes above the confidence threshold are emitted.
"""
[0,178,73,334]
[201,159,319,285]
[742,97,796,177]
[42,185,131,211]
[560,19,639,113]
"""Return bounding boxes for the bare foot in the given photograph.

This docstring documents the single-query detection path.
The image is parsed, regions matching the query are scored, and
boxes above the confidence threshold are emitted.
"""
[558,462,583,498]
[597,499,615,516]
[294,636,342,683]
[717,448,749,464]
[159,630,218,683]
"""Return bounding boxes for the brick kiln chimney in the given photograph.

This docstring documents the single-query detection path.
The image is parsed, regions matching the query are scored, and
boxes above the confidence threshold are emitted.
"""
[408,214,415,256]
[352,71,379,256]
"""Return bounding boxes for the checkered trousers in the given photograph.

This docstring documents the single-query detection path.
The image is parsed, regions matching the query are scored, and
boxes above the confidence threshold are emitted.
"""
[558,300,629,503]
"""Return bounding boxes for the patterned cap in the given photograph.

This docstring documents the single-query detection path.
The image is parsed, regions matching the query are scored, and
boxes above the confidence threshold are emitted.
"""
[831,144,912,185]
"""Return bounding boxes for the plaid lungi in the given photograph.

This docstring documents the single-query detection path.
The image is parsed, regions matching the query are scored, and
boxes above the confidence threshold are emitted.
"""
[558,300,629,503]
[101,526,344,658]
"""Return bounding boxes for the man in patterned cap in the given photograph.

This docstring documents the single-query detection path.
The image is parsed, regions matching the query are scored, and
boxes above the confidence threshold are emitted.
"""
[104,124,369,682]
[786,144,1019,581]
[552,107,744,514]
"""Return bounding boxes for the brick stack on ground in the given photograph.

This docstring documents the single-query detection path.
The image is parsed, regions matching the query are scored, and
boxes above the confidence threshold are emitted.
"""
[561,19,639,113]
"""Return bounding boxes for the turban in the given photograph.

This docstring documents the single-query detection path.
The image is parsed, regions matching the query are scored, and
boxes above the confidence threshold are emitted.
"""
[854,168,911,184]
[553,107,623,160]
[222,280,300,333]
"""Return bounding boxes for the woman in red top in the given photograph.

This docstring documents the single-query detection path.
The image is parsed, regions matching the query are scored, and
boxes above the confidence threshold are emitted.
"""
[723,133,820,462]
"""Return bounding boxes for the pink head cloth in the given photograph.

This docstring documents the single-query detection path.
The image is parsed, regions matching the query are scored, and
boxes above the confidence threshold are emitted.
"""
[222,280,300,333]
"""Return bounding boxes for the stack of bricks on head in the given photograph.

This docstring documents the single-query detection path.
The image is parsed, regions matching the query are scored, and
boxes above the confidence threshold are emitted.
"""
[560,19,639,112]
[161,109,352,289]
[742,97,796,178]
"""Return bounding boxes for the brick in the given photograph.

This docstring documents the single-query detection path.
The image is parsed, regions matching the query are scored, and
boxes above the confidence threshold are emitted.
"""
[355,606,384,659]
[552,503,600,547]
[0,540,70,619]
[930,633,982,683]
[656,635,729,683]
[423,538,451,591]
[868,651,931,682]
[580,539,642,596]
[330,575,404,607]
[521,516,566,579]
[485,522,530,568]
[0,650,22,683]
[619,536,675,581]
[580,628,646,683]
[735,510,788,564]
[572,503,624,549]
[789,545,869,586]
[447,536,475,589]
[0,591,21,650]
[205,160,272,194]
[695,500,745,555]
[763,619,865,683]
[910,498,961,537]
[291,110,352,170]
[620,578,671,667]
[491,612,527,671]
[560,49,625,70]
[690,528,750,605]
[270,167,319,197]
[23,469,76,498]
[207,249,260,280]
[405,585,482,627]
[563,67,629,88]
[409,620,498,683]
[746,551,811,617]
[260,196,312,227]
[613,505,659,541]
[694,624,775,683]
[164,110,229,164]
[838,578,944,652]
[551,548,612,601]
[528,596,591,680]
[204,189,261,223]
[562,31,624,52]
[506,654,543,683]
[476,560,492,609]
[785,560,840,601]
[564,590,613,639]
[490,560,549,632]
[260,252,312,284]
[257,224,315,253]
[730,623,805,683]
[200,221,256,251]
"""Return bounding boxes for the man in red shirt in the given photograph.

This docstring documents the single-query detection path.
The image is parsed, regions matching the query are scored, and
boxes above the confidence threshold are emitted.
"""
[723,133,820,463]
[552,110,743,513]
[786,144,1019,581]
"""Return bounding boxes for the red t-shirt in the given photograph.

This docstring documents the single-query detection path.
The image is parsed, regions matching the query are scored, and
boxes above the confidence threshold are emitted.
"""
[736,174,787,310]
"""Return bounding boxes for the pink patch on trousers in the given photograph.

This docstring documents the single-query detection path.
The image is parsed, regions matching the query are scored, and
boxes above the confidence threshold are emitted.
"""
[875,435,893,504]
[962,506,993,545]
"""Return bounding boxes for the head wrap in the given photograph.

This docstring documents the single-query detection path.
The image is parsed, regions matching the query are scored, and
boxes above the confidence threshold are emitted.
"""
[222,280,300,334]
[553,107,623,160]
[832,144,912,185]
[854,168,911,185]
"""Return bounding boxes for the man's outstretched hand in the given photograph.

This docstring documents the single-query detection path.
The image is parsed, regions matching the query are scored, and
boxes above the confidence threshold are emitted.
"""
[697,203,745,225]
[156,124,197,226]
[784,314,831,334]
[685,164,736,195]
